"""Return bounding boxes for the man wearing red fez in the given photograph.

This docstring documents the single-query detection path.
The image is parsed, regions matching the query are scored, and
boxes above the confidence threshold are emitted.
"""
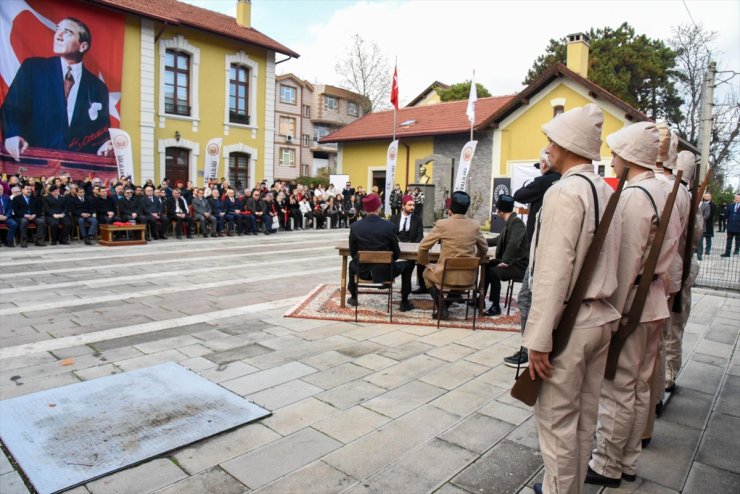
[348,193,415,311]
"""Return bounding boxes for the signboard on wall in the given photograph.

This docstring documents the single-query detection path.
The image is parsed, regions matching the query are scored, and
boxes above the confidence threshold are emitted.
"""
[0,0,125,179]
[490,177,511,233]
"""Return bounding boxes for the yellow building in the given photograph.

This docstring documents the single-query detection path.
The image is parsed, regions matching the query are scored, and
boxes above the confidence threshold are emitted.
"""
[323,33,696,224]
[103,0,298,189]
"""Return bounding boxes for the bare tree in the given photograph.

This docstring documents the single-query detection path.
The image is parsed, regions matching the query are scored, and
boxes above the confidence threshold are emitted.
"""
[335,34,390,113]
[670,23,740,188]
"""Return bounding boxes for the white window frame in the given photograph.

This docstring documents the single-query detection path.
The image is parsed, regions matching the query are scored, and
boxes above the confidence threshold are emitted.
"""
[159,35,200,131]
[302,104,311,118]
[223,51,259,136]
[347,101,359,117]
[223,143,259,190]
[158,137,200,184]
[279,147,296,167]
[280,85,297,105]
[324,95,338,111]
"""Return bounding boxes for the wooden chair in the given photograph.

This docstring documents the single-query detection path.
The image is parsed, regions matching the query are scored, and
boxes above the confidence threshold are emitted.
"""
[355,251,395,323]
[437,257,481,330]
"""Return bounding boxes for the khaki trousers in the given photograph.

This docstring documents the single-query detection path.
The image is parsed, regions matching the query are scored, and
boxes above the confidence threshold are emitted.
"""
[591,320,662,478]
[644,315,669,440]
[665,261,697,385]
[535,324,611,494]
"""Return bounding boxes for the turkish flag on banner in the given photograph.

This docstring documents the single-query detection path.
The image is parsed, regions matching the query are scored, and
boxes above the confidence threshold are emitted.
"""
[390,65,399,110]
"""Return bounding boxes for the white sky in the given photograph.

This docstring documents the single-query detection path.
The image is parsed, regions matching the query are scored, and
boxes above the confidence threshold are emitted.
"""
[185,0,740,104]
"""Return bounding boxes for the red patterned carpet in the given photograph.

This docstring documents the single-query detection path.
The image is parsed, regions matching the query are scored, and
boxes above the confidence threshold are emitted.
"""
[285,284,522,331]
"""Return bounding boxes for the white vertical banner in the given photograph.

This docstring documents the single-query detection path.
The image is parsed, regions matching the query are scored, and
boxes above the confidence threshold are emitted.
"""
[109,128,135,183]
[454,140,477,192]
[384,140,399,213]
[204,138,222,181]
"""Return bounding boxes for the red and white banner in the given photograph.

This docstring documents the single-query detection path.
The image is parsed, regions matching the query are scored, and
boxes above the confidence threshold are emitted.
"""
[0,0,125,180]
[454,140,477,192]
[204,138,222,182]
[384,140,399,213]
[109,128,134,183]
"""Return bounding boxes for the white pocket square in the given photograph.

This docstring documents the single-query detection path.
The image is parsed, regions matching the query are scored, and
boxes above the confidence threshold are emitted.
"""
[88,102,102,121]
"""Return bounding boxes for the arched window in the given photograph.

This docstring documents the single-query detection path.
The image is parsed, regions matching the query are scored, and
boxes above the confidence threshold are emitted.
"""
[229,64,250,124]
[165,147,190,184]
[229,152,250,192]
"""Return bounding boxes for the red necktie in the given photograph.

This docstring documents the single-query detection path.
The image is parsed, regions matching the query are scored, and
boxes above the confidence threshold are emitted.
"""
[64,66,75,101]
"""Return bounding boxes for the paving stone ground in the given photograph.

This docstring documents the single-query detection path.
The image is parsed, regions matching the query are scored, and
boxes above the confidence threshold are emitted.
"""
[0,229,738,494]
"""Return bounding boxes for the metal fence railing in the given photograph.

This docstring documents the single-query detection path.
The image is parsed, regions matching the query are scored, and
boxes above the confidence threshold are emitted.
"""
[695,234,740,291]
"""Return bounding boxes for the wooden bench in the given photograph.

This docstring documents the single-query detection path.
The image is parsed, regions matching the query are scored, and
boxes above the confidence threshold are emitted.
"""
[99,224,146,246]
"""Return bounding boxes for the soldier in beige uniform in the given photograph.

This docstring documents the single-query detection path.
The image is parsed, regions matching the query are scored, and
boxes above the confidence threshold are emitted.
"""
[417,191,488,320]
[644,131,687,443]
[587,123,680,488]
[522,104,622,494]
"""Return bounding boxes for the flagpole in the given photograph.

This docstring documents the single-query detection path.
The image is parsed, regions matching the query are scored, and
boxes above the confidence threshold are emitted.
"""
[470,70,475,141]
[392,56,397,142]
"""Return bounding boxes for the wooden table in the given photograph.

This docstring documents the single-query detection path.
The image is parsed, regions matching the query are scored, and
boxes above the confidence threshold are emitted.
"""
[99,224,147,246]
[335,241,493,314]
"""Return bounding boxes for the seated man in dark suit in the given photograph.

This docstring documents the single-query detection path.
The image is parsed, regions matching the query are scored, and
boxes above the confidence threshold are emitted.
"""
[116,188,140,223]
[139,185,166,241]
[12,185,46,247]
[481,194,528,316]
[207,189,226,235]
[44,185,73,245]
[0,192,18,247]
[92,185,115,224]
[390,194,424,303]
[67,186,97,244]
[222,188,243,236]
[192,187,217,238]
[348,193,415,312]
[243,189,263,235]
[167,188,193,239]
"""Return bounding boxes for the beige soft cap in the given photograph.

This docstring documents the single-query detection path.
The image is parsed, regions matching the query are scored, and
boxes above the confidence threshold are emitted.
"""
[606,122,660,170]
[663,132,679,169]
[542,103,603,161]
[676,150,696,184]
[656,122,671,163]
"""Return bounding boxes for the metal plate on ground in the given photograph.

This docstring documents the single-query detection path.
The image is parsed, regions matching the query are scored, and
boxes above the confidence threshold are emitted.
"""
[0,362,270,494]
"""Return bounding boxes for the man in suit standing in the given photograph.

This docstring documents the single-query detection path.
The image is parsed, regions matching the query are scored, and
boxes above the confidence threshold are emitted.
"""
[44,185,72,245]
[697,193,716,259]
[482,194,528,317]
[2,17,112,159]
[68,186,97,244]
[12,185,46,247]
[168,188,193,239]
[391,194,424,307]
[348,193,415,312]
[417,191,488,320]
[0,193,18,247]
[721,194,740,257]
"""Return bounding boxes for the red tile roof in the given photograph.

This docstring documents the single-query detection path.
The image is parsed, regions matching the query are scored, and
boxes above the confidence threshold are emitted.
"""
[321,95,515,143]
[90,0,299,57]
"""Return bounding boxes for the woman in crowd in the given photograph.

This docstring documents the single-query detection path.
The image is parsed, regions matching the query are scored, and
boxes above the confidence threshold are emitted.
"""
[311,195,325,228]
[413,186,425,222]
[299,196,313,228]
[288,195,303,230]
[324,196,340,228]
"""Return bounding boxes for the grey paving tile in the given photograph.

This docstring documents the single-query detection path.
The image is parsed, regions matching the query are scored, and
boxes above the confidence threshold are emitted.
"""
[0,471,30,494]
[478,400,533,426]
[431,378,505,418]
[715,374,740,418]
[261,397,338,435]
[425,343,477,362]
[0,451,13,475]
[114,349,189,371]
[505,415,540,451]
[313,406,391,444]
[378,340,435,361]
[364,354,445,390]
[247,379,325,410]
[637,418,703,490]
[315,380,387,410]
[451,439,541,494]
[300,350,354,370]
[153,467,245,494]
[658,386,714,430]
[73,363,122,381]
[323,405,460,480]
[359,439,478,494]
[352,353,398,371]
[439,413,515,454]
[301,363,373,389]
[220,361,317,395]
[335,341,384,358]
[87,458,187,494]
[419,359,490,390]
[203,343,273,364]
[254,460,356,494]
[682,462,740,494]
[363,380,447,418]
[197,361,258,383]
[696,412,740,474]
[221,428,342,489]
[173,423,281,474]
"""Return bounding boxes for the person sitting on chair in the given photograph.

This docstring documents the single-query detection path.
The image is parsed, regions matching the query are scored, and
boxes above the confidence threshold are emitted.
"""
[348,193,415,312]
[418,191,488,320]
[391,194,425,295]
[481,194,528,316]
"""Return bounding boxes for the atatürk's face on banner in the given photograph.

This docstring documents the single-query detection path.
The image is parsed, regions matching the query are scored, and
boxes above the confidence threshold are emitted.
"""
[53,19,88,58]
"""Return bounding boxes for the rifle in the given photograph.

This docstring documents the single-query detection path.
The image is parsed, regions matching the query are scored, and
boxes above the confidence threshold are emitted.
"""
[605,169,683,380]
[672,168,713,313]
[511,167,629,406]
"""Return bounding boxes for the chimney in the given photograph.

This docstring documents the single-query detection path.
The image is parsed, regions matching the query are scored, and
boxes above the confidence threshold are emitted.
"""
[566,32,589,79]
[236,0,251,28]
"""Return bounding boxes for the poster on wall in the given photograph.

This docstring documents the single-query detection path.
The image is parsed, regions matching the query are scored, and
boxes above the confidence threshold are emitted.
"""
[490,177,511,233]
[0,0,125,180]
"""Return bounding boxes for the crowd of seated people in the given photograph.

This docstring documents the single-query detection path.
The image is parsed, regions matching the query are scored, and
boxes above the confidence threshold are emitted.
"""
[0,174,369,248]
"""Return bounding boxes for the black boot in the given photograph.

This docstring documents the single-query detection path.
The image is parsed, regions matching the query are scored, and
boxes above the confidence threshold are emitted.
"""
[428,286,448,320]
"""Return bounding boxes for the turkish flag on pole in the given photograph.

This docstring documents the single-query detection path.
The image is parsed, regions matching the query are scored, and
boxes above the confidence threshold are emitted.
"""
[390,65,399,110]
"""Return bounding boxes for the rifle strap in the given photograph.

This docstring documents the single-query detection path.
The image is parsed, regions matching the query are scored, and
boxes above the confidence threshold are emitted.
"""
[573,174,600,232]
[625,185,660,226]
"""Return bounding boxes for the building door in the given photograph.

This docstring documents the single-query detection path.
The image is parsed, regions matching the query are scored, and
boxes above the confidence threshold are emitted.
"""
[229,152,250,193]
[372,170,385,193]
[165,147,189,185]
